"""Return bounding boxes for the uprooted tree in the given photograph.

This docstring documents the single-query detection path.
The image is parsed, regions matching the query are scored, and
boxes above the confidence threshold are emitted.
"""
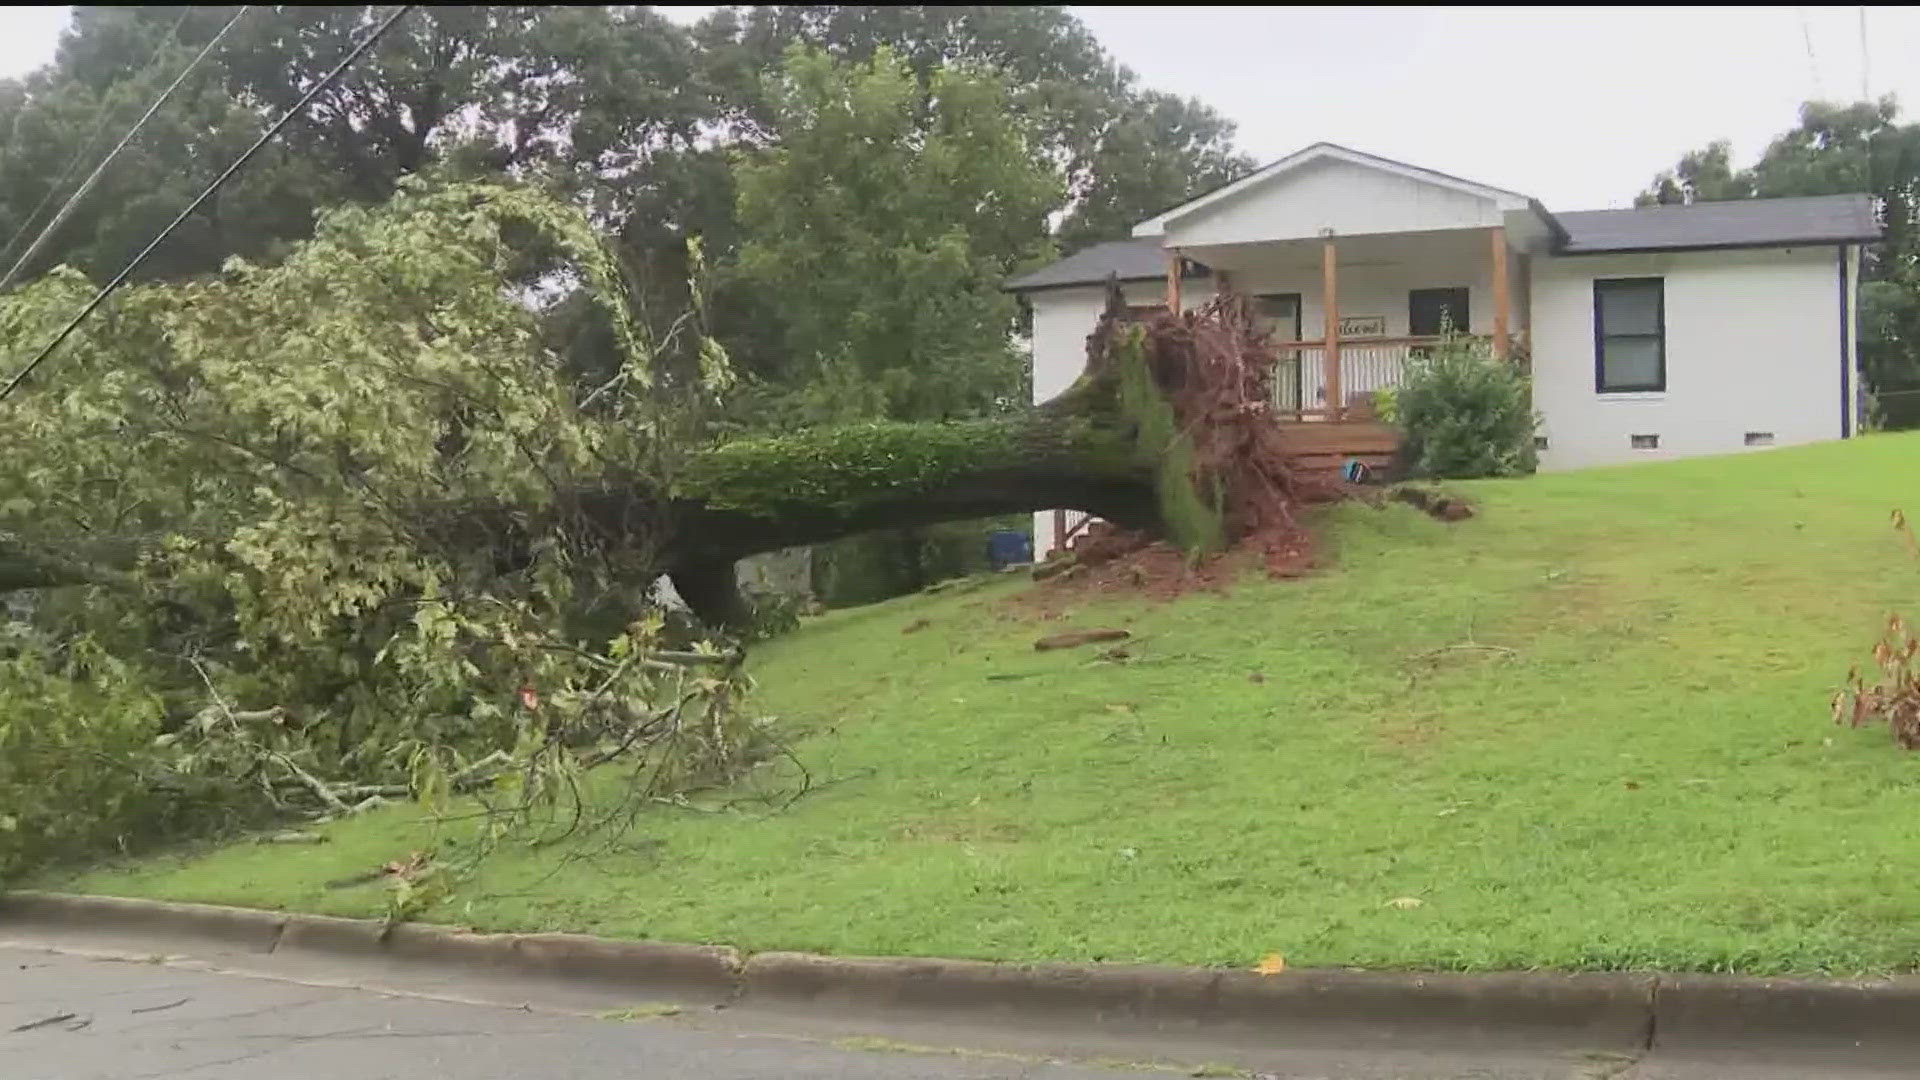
[0,180,1326,878]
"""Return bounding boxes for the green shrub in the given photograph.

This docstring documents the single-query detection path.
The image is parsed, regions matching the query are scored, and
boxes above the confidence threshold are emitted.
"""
[0,634,228,886]
[1394,334,1539,479]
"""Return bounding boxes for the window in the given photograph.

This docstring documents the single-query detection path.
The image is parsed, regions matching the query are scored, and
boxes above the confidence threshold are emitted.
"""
[1594,278,1665,393]
[1250,293,1301,338]
[1409,288,1470,337]
[1631,434,1659,450]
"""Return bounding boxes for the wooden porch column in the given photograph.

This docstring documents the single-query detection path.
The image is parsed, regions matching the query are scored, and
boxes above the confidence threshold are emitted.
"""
[1490,225,1510,361]
[1165,250,1182,312]
[1321,233,1341,419]
[1215,269,1237,321]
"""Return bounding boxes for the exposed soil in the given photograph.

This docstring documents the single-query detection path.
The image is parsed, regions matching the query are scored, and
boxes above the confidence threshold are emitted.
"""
[1006,289,1472,620]
[1012,520,1318,619]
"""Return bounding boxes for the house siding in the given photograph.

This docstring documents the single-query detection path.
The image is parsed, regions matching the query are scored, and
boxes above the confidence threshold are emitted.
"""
[1222,237,1509,339]
[1529,246,1846,470]
[1163,158,1504,247]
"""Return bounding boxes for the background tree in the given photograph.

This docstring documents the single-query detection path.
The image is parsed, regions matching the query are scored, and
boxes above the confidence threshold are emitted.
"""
[1635,140,1751,207]
[1055,89,1253,248]
[692,6,1254,254]
[0,5,1261,603]
[732,46,1060,426]
[0,6,711,284]
[1637,98,1920,406]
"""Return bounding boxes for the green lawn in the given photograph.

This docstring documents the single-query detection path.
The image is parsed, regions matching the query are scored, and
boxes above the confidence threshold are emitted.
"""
[52,433,1920,976]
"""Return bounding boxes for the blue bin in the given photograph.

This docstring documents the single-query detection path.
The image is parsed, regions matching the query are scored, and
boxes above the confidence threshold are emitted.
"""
[987,529,1033,569]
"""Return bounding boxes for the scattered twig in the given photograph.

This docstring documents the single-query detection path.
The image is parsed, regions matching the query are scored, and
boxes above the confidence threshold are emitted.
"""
[11,1012,77,1033]
[647,649,741,667]
[1402,612,1519,666]
[271,749,353,816]
[1407,642,1519,662]
[1034,628,1130,652]
[129,998,190,1015]
[1030,556,1080,582]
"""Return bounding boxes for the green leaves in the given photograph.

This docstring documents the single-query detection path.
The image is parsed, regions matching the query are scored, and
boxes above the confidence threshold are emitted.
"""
[732,46,1059,426]
[1396,336,1540,481]
[1635,97,1920,391]
[0,178,756,883]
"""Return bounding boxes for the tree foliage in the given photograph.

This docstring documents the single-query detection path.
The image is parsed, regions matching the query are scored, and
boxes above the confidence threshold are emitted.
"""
[731,46,1060,424]
[1393,335,1539,480]
[1,180,770,879]
[0,11,1273,883]
[1638,98,1920,392]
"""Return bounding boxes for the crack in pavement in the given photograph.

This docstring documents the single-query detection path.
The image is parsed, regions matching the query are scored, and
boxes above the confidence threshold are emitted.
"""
[124,1045,282,1080]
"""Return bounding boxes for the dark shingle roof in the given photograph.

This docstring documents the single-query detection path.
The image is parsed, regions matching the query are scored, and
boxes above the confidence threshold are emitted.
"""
[1002,239,1206,293]
[1004,194,1881,292]
[1555,194,1879,253]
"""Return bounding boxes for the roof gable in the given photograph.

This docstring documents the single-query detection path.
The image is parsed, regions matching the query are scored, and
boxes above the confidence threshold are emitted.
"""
[1133,142,1538,239]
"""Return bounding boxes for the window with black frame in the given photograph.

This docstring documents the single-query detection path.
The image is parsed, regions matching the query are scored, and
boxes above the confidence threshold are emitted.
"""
[1594,277,1665,393]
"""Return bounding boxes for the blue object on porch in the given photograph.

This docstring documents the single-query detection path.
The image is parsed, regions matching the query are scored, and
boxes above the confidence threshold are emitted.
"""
[988,529,1033,569]
[1342,459,1372,483]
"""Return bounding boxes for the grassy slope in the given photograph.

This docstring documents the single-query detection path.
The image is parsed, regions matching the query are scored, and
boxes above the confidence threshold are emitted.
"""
[57,433,1920,976]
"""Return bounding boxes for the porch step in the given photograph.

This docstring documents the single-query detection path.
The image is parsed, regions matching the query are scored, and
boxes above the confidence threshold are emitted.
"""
[1280,419,1401,480]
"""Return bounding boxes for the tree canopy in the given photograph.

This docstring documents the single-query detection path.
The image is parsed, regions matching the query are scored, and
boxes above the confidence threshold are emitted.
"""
[1638,98,1920,394]
[0,8,1278,880]
[731,46,1060,425]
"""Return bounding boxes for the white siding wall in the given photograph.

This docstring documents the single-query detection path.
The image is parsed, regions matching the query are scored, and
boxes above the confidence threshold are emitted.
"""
[1165,158,1502,248]
[1229,252,1505,338]
[1027,280,1216,556]
[1530,246,1849,470]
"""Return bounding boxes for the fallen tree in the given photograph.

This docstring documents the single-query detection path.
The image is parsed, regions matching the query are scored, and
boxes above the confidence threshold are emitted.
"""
[1,288,1328,625]
[0,180,1331,879]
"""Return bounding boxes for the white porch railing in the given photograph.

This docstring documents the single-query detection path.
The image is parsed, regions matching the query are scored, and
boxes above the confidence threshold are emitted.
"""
[1272,336,1443,418]
[1269,332,1527,418]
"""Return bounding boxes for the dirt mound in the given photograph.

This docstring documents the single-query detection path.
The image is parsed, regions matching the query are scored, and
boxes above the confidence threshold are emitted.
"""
[1017,520,1316,616]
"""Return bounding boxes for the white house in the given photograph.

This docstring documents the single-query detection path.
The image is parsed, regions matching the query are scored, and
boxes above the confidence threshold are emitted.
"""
[1006,142,1879,556]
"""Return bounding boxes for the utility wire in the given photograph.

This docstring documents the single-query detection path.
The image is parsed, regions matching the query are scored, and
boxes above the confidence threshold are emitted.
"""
[0,7,200,278]
[1797,6,1825,99]
[0,4,415,406]
[0,6,253,294]
[1859,5,1871,101]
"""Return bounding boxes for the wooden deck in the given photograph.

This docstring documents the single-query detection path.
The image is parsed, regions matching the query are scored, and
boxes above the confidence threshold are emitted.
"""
[1279,419,1402,478]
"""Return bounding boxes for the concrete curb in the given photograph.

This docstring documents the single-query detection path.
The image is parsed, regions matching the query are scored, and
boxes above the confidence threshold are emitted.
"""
[740,952,1655,1053]
[6,890,1920,1056]
[0,890,286,953]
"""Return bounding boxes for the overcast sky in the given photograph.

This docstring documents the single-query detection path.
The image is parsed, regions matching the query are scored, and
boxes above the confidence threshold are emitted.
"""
[1,5,1912,212]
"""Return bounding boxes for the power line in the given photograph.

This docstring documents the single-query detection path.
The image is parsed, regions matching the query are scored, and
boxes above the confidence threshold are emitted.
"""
[0,6,253,294]
[1859,5,1871,101]
[0,5,416,406]
[0,7,199,277]
[1797,5,1825,99]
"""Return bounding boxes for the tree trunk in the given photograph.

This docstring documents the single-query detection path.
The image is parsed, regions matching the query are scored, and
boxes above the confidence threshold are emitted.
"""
[2,286,1194,627]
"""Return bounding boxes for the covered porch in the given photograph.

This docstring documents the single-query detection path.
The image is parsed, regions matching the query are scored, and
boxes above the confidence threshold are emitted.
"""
[1162,224,1527,423]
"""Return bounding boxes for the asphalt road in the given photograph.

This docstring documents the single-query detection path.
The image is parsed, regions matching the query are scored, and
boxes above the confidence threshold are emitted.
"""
[6,941,1913,1080]
[2,946,1132,1080]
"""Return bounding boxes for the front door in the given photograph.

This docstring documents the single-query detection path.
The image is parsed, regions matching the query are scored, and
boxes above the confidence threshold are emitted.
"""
[1409,287,1470,338]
